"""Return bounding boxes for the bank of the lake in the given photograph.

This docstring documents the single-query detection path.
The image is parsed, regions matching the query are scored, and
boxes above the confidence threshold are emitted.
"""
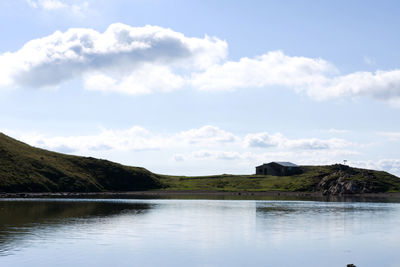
[2,190,400,203]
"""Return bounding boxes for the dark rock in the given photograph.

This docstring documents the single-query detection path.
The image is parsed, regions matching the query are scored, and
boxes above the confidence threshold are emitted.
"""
[316,167,383,195]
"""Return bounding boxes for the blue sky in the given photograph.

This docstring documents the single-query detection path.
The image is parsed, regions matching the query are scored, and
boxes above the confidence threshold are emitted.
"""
[1,0,400,176]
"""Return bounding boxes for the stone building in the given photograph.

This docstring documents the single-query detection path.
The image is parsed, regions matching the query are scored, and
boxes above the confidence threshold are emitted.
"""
[255,162,302,176]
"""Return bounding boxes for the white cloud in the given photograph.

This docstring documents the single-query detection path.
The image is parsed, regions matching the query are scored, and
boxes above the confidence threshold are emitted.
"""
[190,150,245,161]
[178,125,239,144]
[18,126,167,153]
[244,132,351,150]
[377,159,400,177]
[172,150,256,162]
[192,51,400,105]
[191,51,336,91]
[2,23,400,104]
[8,125,355,156]
[327,128,349,134]
[0,23,226,93]
[84,64,185,95]
[352,159,400,177]
[14,125,238,154]
[304,69,400,102]
[378,131,400,141]
[26,0,89,15]
[243,132,283,148]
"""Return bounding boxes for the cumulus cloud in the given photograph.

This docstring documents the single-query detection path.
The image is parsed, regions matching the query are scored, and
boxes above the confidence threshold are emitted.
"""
[352,159,400,177]
[174,150,254,162]
[192,150,244,160]
[9,125,356,157]
[14,125,238,154]
[192,51,400,105]
[377,159,400,176]
[244,132,351,150]
[177,125,238,144]
[0,23,226,93]
[2,23,400,104]
[303,69,400,101]
[18,126,167,153]
[83,65,185,95]
[191,51,336,91]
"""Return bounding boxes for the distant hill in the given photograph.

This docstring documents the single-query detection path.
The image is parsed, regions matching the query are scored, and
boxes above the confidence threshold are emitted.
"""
[0,133,162,192]
[1,132,400,195]
[159,164,400,195]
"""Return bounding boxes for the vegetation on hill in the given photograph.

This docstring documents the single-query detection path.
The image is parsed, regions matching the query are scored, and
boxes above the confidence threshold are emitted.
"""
[1,132,400,194]
[0,133,162,192]
[159,164,400,194]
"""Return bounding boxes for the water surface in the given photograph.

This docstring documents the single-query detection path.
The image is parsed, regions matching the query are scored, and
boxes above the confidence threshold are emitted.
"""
[0,198,399,267]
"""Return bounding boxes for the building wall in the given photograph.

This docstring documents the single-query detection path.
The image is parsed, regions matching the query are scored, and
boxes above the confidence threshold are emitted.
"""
[256,163,302,176]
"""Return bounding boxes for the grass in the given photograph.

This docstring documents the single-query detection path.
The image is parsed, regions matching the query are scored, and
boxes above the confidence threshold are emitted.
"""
[158,165,400,193]
[0,133,162,192]
[159,174,311,191]
[1,132,400,194]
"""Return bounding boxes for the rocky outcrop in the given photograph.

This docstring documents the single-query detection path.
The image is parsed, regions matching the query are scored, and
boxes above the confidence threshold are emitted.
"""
[316,164,384,195]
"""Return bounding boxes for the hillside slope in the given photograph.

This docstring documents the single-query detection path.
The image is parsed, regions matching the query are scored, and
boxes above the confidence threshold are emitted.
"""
[1,132,400,195]
[159,164,400,194]
[0,133,162,193]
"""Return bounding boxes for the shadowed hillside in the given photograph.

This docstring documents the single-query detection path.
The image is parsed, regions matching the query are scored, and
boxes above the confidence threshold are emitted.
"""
[0,133,162,192]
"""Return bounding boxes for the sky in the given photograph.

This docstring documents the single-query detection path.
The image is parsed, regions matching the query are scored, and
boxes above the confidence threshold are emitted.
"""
[0,0,400,176]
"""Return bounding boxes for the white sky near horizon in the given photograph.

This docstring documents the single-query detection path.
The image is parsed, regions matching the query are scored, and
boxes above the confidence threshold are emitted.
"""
[0,0,400,176]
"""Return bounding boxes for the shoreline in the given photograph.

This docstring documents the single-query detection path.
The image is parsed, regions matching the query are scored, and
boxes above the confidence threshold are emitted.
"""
[2,190,400,201]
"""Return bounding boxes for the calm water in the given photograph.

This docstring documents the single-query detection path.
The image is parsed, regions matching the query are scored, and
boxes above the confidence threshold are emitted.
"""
[0,198,399,267]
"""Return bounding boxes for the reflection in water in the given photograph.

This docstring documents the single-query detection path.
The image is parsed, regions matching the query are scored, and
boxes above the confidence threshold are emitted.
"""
[256,201,395,215]
[98,193,400,203]
[0,200,152,256]
[255,201,396,238]
[0,199,399,267]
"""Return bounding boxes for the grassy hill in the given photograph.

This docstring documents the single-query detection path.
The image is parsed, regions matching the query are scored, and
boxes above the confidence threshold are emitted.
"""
[1,132,400,195]
[159,164,400,194]
[0,133,162,192]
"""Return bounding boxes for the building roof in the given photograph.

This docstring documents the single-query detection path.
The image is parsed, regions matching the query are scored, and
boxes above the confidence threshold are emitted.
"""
[273,162,299,167]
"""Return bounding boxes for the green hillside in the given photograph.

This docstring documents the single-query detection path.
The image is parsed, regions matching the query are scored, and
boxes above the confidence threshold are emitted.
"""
[1,132,400,195]
[159,164,400,194]
[0,133,162,192]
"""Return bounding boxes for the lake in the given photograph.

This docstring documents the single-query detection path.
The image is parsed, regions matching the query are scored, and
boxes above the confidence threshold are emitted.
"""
[0,198,399,267]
